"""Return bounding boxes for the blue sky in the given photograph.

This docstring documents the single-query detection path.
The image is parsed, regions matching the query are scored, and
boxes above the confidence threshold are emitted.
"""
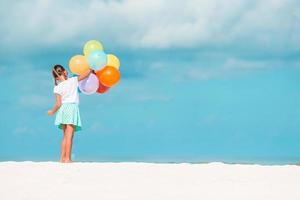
[0,0,300,163]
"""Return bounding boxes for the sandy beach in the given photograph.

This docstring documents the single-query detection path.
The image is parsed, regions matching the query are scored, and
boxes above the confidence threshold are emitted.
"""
[0,162,300,200]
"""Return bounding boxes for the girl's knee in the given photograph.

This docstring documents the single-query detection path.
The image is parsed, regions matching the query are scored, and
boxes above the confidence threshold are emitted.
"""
[66,124,75,130]
[64,124,74,133]
[65,125,75,137]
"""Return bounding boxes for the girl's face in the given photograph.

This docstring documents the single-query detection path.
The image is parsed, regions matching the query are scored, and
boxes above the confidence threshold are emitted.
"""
[63,70,68,77]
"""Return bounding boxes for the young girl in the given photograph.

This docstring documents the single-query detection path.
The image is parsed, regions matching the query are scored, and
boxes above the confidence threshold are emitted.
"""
[47,64,92,163]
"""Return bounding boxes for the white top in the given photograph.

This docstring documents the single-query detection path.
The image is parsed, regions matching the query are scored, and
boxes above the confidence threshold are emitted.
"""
[53,77,79,104]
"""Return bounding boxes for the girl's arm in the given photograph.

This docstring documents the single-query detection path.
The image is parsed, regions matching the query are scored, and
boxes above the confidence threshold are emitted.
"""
[78,69,93,81]
[47,94,62,116]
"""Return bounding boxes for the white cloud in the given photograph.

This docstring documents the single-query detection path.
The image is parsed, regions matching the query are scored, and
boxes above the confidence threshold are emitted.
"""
[183,57,284,80]
[89,122,107,134]
[19,94,52,108]
[185,67,222,81]
[0,0,299,52]
[14,126,32,134]
[222,58,276,70]
[14,126,37,135]
[199,114,219,126]
[133,93,172,102]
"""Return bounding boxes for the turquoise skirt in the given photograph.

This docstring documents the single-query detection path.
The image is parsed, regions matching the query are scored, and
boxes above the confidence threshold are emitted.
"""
[55,103,82,132]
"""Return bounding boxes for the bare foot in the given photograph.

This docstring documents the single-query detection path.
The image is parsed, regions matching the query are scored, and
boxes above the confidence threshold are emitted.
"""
[59,159,65,163]
[64,159,73,163]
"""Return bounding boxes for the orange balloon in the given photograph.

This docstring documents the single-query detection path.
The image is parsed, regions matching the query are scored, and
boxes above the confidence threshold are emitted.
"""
[97,82,110,94]
[97,66,120,87]
[95,68,105,77]
[69,55,90,75]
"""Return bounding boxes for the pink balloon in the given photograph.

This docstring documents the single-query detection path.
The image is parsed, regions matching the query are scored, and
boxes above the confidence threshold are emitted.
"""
[78,74,99,95]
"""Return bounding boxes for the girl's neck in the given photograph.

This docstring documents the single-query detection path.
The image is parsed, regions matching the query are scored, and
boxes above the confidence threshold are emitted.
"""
[56,76,68,85]
[60,75,68,81]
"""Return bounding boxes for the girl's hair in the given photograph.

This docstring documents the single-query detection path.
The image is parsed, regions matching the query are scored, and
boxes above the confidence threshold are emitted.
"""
[52,64,66,85]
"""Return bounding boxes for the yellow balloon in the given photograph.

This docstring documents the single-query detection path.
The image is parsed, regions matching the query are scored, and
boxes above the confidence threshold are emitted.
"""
[69,55,90,75]
[107,54,120,69]
[83,40,104,56]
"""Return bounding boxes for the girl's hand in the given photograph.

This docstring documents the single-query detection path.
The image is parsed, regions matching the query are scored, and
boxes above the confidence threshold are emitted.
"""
[78,69,93,81]
[47,110,54,116]
[48,94,62,116]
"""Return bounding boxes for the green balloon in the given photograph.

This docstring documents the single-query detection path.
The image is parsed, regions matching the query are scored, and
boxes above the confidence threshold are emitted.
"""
[83,40,104,56]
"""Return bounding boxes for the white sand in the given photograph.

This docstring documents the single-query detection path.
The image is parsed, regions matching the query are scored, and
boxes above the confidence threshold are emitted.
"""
[0,162,300,200]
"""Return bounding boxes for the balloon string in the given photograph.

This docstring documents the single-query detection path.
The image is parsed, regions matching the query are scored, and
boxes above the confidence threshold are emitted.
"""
[52,69,61,85]
[52,69,60,77]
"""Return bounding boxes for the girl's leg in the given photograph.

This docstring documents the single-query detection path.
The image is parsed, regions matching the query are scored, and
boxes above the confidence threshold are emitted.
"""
[60,125,67,162]
[64,124,75,163]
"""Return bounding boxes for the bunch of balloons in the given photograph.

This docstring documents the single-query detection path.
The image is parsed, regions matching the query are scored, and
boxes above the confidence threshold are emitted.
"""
[69,40,121,95]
